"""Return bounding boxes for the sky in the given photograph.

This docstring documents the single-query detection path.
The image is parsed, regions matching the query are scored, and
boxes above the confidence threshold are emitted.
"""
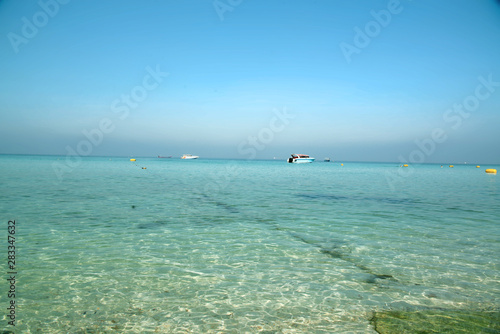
[1,0,499,163]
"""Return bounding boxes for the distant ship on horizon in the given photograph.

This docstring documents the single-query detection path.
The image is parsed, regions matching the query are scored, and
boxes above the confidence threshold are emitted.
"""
[181,154,199,159]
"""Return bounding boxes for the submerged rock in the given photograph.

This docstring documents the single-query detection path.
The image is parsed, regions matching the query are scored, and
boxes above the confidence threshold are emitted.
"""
[370,309,500,333]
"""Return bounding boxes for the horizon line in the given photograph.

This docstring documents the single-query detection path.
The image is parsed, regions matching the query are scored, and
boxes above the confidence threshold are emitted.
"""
[0,153,498,166]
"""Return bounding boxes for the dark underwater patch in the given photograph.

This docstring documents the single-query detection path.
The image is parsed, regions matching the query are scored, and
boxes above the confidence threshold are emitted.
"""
[297,193,349,201]
[368,197,414,205]
[290,233,398,284]
[296,193,414,206]
[446,206,484,214]
[137,220,168,229]
[364,274,396,284]
[213,200,239,213]
[200,194,239,214]
[320,248,344,259]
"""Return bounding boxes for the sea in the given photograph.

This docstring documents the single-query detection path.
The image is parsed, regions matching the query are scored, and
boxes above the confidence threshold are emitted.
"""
[1,154,499,333]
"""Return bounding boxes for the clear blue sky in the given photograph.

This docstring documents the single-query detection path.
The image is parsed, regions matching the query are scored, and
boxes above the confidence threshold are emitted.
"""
[1,0,499,163]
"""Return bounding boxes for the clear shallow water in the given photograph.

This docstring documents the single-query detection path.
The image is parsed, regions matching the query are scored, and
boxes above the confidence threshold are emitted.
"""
[1,155,499,333]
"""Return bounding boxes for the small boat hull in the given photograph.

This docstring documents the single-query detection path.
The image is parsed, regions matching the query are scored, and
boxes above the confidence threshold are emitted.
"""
[181,154,199,159]
[287,154,315,163]
[290,158,315,163]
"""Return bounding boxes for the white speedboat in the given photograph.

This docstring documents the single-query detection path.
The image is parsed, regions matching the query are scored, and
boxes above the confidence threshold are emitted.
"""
[287,154,315,163]
[181,154,199,159]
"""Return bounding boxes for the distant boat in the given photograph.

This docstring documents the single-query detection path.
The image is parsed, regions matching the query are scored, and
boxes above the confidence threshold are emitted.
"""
[287,154,315,163]
[181,154,199,159]
[324,158,331,162]
[157,155,172,158]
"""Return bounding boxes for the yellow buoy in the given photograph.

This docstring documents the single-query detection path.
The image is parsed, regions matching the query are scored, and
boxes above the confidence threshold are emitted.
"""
[476,166,480,168]
[403,164,409,167]
[485,169,497,174]
[142,167,147,169]
[341,163,343,166]
[130,158,136,161]
[449,165,453,168]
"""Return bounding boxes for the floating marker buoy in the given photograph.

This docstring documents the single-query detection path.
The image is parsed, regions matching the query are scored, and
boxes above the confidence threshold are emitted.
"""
[130,159,136,161]
[142,167,147,169]
[476,166,480,168]
[341,163,343,166]
[485,169,497,174]
[449,165,453,168]
[403,164,409,167]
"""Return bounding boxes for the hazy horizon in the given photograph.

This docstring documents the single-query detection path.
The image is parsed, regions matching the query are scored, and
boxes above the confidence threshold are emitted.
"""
[1,0,500,164]
[2,152,499,166]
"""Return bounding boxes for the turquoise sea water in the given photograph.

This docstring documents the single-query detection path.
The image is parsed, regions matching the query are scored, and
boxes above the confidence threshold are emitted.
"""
[1,155,499,333]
